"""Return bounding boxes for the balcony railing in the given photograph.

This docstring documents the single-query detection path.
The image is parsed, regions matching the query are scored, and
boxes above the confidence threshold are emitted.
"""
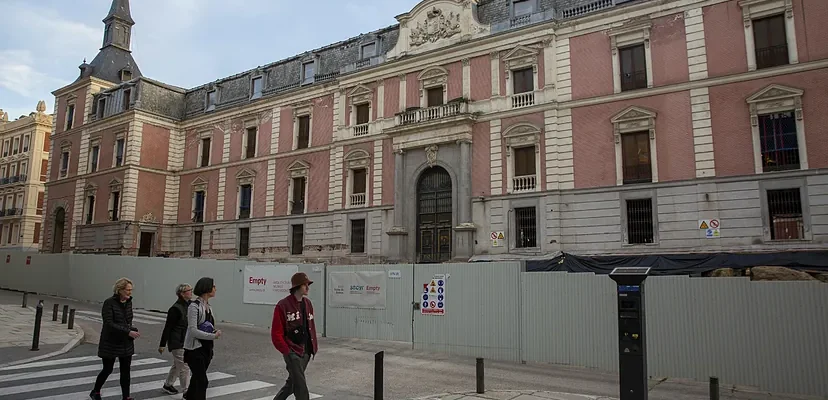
[238,206,250,219]
[511,92,535,109]
[621,70,647,92]
[353,123,369,137]
[350,192,366,207]
[192,209,204,223]
[756,44,789,69]
[512,175,537,193]
[396,101,468,126]
[0,174,26,186]
[3,208,22,217]
[290,200,305,215]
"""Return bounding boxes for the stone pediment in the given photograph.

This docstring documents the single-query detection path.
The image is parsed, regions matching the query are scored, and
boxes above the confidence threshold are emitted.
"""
[611,106,657,124]
[746,84,803,104]
[347,85,373,104]
[387,0,489,59]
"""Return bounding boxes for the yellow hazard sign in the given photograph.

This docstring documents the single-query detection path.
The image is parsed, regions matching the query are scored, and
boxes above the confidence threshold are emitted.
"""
[699,221,709,229]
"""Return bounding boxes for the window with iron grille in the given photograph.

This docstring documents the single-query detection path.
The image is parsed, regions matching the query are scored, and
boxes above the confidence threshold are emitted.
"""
[238,227,250,257]
[291,224,304,255]
[767,188,804,240]
[753,14,788,69]
[622,131,652,184]
[350,219,366,254]
[512,67,534,94]
[759,112,799,172]
[514,207,537,248]
[626,198,654,244]
[193,230,202,258]
[620,44,647,91]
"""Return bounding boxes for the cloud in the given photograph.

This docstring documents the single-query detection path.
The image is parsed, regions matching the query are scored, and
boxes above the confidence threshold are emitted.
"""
[0,50,64,99]
[3,2,100,60]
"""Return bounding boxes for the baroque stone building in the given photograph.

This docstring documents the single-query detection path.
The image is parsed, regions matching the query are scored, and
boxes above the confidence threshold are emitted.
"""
[44,0,828,262]
[0,104,50,251]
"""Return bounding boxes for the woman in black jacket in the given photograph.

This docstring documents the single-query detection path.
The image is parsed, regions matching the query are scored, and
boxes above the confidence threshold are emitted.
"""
[89,277,140,400]
[158,283,193,395]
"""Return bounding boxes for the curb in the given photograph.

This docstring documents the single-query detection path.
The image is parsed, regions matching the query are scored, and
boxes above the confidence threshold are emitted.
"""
[410,390,616,400]
[0,321,86,369]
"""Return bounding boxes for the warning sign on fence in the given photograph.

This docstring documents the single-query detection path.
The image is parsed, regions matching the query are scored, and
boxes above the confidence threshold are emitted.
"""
[421,274,446,316]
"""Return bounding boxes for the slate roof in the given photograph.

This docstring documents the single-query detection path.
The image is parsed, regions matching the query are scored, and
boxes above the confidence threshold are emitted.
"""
[105,0,134,24]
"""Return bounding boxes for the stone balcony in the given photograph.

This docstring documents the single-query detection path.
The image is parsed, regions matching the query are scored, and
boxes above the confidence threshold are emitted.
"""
[392,100,472,127]
[511,174,538,193]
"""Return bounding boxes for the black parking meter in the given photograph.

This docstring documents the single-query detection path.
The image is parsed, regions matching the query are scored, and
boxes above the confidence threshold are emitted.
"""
[609,267,650,400]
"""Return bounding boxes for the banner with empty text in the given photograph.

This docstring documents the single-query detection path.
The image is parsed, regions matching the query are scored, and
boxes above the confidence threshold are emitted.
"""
[329,271,387,309]
[243,264,299,305]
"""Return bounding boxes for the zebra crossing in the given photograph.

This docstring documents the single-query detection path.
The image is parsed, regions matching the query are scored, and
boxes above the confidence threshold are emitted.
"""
[74,309,169,326]
[0,354,323,399]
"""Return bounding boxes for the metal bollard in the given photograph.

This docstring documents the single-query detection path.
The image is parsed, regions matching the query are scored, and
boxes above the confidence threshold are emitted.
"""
[22,292,28,308]
[476,358,485,394]
[709,377,719,400]
[374,351,384,400]
[61,305,69,324]
[68,309,76,330]
[31,300,44,351]
[52,304,59,321]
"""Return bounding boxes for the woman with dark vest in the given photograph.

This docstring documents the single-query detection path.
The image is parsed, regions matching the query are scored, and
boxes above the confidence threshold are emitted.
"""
[271,272,319,400]
[159,283,193,395]
[183,277,222,400]
[89,277,139,400]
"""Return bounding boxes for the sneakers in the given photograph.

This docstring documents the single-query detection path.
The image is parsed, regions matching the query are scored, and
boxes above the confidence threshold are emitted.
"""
[89,391,102,400]
[162,385,179,395]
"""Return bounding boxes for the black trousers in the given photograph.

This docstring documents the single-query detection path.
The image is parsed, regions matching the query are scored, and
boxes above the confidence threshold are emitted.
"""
[184,347,212,400]
[273,352,311,400]
[92,356,132,397]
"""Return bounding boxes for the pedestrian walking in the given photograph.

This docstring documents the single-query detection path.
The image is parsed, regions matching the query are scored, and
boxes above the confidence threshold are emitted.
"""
[183,277,221,400]
[89,277,139,400]
[159,283,193,395]
[270,272,318,400]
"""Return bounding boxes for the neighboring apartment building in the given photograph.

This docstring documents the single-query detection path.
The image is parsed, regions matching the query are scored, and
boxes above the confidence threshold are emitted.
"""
[43,0,828,262]
[0,104,50,251]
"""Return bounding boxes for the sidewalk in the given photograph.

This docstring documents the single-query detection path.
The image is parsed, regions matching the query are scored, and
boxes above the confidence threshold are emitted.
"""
[413,390,614,399]
[0,303,85,367]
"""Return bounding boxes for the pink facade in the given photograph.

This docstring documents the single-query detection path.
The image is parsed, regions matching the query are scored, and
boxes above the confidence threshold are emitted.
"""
[711,69,828,177]
[501,113,546,191]
[469,55,491,101]
[278,108,294,152]
[445,61,463,100]
[383,76,400,116]
[135,172,167,223]
[570,32,614,100]
[55,87,88,135]
[50,131,82,181]
[405,73,419,108]
[471,121,490,197]
[703,2,749,78]
[572,91,694,189]
[312,95,334,146]
[86,171,125,223]
[794,0,828,62]
[651,14,690,87]
[223,161,269,220]
[272,151,330,215]
[140,123,171,170]
[177,169,220,223]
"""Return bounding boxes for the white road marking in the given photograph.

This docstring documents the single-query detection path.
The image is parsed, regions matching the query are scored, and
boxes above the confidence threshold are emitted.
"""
[0,356,99,371]
[0,357,164,383]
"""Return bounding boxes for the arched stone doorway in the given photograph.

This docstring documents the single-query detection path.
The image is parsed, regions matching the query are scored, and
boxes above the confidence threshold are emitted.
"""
[52,207,65,253]
[416,166,452,263]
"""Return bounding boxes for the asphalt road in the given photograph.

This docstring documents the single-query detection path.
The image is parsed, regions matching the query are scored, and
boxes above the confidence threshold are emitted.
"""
[0,289,816,400]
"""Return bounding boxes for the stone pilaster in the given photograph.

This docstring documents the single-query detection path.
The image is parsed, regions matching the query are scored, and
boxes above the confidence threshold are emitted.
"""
[462,58,471,99]
[70,178,86,249]
[168,128,185,171]
[216,168,226,221]
[270,107,281,154]
[544,109,559,190]
[376,80,385,120]
[222,127,231,163]
[557,108,574,189]
[120,169,139,221]
[490,51,500,97]
[387,149,407,261]
[685,8,709,81]
[455,139,475,260]
[556,38,572,102]
[328,146,344,211]
[163,175,180,224]
[691,88,715,177]
[398,74,407,112]
[372,139,383,206]
[265,159,276,217]
[489,119,503,195]
[125,120,143,165]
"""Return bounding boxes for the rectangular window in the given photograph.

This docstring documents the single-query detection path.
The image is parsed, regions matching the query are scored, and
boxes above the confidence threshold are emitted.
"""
[620,44,647,91]
[22,135,30,153]
[513,146,536,192]
[291,177,306,214]
[115,138,125,167]
[427,87,443,107]
[97,98,106,119]
[251,77,263,98]
[60,151,70,177]
[90,145,100,173]
[297,116,310,149]
[239,184,252,219]
[66,104,75,130]
[355,103,370,125]
[2,140,8,157]
[759,112,799,172]
[512,67,534,94]
[36,192,44,216]
[350,219,366,253]
[626,198,654,244]
[302,62,315,85]
[33,222,41,244]
[85,195,95,225]
[622,131,652,184]
[123,89,131,111]
[767,188,804,240]
[245,127,257,159]
[110,191,120,221]
[40,160,47,181]
[238,227,250,257]
[193,230,203,258]
[753,14,788,69]
[291,224,304,255]
[193,190,205,223]
[361,43,376,59]
[200,138,211,167]
[515,206,537,248]
[10,164,16,178]
[206,90,217,110]
[19,161,27,179]
[12,137,19,155]
[513,0,533,16]
[353,168,367,194]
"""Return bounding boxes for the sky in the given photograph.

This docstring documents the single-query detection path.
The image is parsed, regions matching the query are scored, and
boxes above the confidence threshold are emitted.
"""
[0,0,421,121]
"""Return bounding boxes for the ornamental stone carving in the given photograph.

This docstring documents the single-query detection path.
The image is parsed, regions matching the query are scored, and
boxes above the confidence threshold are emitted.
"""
[140,212,157,223]
[409,8,461,47]
[425,145,439,167]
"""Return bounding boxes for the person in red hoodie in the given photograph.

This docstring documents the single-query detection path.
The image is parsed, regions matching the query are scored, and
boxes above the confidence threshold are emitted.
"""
[270,272,318,400]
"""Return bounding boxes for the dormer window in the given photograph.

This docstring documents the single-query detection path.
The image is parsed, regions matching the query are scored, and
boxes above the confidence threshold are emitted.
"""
[97,98,106,119]
[360,42,376,59]
[513,0,533,16]
[206,90,217,111]
[302,61,315,85]
[121,69,132,82]
[251,76,263,99]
